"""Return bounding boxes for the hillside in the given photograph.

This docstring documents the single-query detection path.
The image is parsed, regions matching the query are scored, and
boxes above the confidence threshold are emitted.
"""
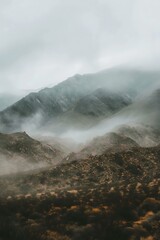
[64,132,138,162]
[116,124,160,147]
[0,146,160,239]
[43,88,131,133]
[0,132,65,175]
[80,88,160,143]
[73,88,131,117]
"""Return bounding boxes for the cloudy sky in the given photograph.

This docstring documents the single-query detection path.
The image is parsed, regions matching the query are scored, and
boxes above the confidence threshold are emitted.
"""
[0,0,160,93]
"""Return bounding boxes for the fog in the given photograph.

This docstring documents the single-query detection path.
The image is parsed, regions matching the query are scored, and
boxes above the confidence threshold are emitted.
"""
[0,154,48,176]
[1,69,160,144]
[59,84,160,144]
[0,0,160,94]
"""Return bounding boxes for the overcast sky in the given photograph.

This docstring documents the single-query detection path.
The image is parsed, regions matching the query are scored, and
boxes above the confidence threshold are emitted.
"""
[0,0,160,93]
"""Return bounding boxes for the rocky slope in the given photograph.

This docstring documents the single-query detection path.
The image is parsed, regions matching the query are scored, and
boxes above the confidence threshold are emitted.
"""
[73,88,131,117]
[0,68,160,133]
[81,88,160,143]
[44,88,131,133]
[62,122,160,162]
[116,124,160,147]
[64,132,139,162]
[0,145,160,239]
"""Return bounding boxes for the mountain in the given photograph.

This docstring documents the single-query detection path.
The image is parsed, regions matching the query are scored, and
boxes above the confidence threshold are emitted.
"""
[63,120,160,162]
[73,88,131,117]
[0,68,160,240]
[36,135,82,154]
[0,68,160,133]
[43,88,131,133]
[116,124,160,147]
[80,88,160,142]
[111,88,160,129]
[0,132,65,175]
[59,87,160,162]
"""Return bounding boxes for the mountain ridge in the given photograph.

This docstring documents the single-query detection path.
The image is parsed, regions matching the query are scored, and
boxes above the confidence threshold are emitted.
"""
[1,68,160,134]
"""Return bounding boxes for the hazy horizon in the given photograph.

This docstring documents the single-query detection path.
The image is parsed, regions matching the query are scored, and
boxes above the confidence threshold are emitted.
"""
[1,0,160,94]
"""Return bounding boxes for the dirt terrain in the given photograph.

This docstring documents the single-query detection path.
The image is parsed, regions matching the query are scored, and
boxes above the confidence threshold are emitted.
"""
[0,146,160,240]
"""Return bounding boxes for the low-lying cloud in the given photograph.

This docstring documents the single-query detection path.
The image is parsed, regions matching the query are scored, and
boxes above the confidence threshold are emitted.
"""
[0,0,160,94]
[0,154,48,176]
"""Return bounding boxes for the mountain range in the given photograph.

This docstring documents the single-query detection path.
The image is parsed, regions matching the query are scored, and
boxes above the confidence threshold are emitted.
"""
[1,67,160,240]
[0,68,160,136]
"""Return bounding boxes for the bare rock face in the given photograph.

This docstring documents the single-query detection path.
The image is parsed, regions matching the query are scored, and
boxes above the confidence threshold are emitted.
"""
[73,88,131,117]
[116,124,160,147]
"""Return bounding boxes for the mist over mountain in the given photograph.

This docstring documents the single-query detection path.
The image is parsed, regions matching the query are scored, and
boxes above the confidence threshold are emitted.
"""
[1,64,160,240]
[64,132,139,162]
[1,1,160,239]
[0,68,160,136]
[73,88,131,117]
[65,86,160,144]
[0,131,65,175]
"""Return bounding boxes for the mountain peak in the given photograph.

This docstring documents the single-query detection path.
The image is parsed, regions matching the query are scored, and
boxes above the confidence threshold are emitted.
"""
[0,68,160,134]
